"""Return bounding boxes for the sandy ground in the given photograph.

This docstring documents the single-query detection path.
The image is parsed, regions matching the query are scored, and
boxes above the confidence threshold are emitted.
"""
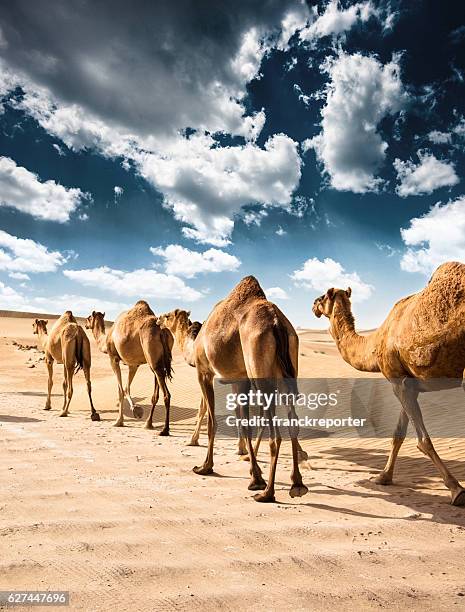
[1,314,465,611]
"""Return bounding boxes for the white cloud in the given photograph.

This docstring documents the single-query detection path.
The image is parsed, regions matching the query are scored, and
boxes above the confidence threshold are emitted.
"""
[266,286,289,300]
[8,271,30,280]
[305,52,407,193]
[276,226,287,236]
[291,257,373,302]
[150,244,240,278]
[138,132,301,246]
[0,230,67,273]
[300,0,376,41]
[0,281,128,319]
[428,130,452,145]
[0,156,90,222]
[0,1,307,247]
[64,266,202,302]
[400,196,465,274]
[394,152,459,197]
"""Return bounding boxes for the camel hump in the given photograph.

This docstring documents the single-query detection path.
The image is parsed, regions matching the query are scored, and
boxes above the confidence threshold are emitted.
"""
[59,310,77,324]
[132,300,155,317]
[226,275,266,304]
[429,261,465,283]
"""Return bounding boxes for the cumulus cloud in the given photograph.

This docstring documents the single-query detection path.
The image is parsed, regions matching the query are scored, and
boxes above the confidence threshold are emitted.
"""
[138,132,301,245]
[64,267,202,302]
[8,271,30,280]
[428,130,452,145]
[0,4,303,246]
[305,52,407,193]
[0,281,129,319]
[0,1,304,141]
[394,152,459,197]
[0,230,67,273]
[151,244,240,278]
[0,156,90,222]
[291,257,373,302]
[300,0,376,41]
[265,286,289,300]
[400,197,465,274]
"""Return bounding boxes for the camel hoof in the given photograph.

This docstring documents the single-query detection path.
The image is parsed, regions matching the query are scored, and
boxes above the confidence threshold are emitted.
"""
[240,454,251,462]
[43,406,52,411]
[236,448,248,456]
[187,439,199,447]
[253,491,275,503]
[373,472,392,485]
[248,479,267,491]
[144,422,154,430]
[451,488,465,507]
[59,412,68,417]
[289,484,309,498]
[91,412,100,422]
[298,449,309,463]
[113,421,124,427]
[132,405,144,419]
[193,465,213,476]
[159,429,169,436]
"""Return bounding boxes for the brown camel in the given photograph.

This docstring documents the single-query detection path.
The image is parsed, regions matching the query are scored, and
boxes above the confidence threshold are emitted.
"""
[173,276,308,503]
[156,309,209,447]
[312,260,465,506]
[85,301,173,432]
[33,312,100,421]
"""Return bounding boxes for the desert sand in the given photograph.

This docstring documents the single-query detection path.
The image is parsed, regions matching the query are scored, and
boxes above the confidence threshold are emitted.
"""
[1,313,465,611]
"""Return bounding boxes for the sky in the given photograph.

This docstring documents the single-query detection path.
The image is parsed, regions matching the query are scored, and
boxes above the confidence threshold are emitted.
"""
[0,0,464,328]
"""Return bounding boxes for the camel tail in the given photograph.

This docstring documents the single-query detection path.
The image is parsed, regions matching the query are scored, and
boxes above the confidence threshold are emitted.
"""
[160,328,173,381]
[74,332,84,374]
[272,320,296,381]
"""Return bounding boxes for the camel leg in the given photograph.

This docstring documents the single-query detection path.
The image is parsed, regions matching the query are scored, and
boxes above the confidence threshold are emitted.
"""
[154,369,171,436]
[288,403,308,498]
[144,377,159,430]
[188,397,206,446]
[193,373,215,475]
[83,363,100,422]
[44,358,53,410]
[110,356,125,427]
[125,365,142,418]
[254,425,281,503]
[60,365,74,417]
[394,379,465,506]
[61,370,67,413]
[241,404,266,491]
[374,409,408,485]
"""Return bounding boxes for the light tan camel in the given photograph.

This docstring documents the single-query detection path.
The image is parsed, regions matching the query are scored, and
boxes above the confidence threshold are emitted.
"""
[174,276,308,503]
[32,312,100,421]
[312,260,465,506]
[157,307,311,464]
[156,309,208,447]
[85,301,173,432]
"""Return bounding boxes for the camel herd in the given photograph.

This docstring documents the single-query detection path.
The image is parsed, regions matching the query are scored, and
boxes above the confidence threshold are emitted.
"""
[32,261,465,506]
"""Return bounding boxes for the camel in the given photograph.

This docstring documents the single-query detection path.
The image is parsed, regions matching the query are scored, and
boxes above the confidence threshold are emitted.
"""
[167,276,308,503]
[85,301,173,432]
[32,312,100,421]
[157,307,311,464]
[156,309,208,447]
[312,260,465,506]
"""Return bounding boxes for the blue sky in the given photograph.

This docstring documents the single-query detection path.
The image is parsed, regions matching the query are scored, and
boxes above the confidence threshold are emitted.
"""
[0,0,464,328]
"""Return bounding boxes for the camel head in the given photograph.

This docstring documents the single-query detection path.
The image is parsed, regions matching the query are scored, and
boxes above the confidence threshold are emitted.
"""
[85,310,105,330]
[157,309,191,332]
[32,319,48,335]
[312,287,352,319]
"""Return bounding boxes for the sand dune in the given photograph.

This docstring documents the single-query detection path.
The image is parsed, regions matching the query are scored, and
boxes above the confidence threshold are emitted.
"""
[1,313,465,611]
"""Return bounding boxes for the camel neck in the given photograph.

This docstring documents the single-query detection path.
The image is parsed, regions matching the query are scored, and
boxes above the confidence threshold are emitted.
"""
[330,300,380,373]
[92,321,108,353]
[37,328,48,350]
[174,319,195,366]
